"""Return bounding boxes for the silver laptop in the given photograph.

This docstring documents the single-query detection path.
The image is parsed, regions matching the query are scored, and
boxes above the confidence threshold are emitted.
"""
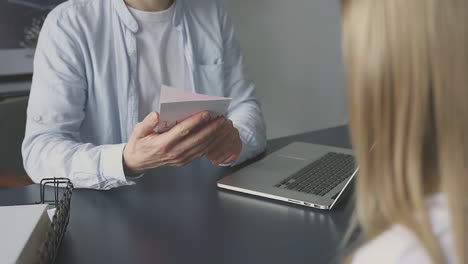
[217,142,357,210]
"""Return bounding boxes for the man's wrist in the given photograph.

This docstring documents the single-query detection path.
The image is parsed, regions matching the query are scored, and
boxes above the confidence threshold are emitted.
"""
[122,145,143,176]
[122,157,144,177]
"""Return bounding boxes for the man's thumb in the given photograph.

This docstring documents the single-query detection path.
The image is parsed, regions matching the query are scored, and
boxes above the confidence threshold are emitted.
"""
[133,112,160,139]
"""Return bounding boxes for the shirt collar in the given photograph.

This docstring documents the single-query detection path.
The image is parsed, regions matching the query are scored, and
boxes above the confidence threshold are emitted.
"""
[112,0,183,33]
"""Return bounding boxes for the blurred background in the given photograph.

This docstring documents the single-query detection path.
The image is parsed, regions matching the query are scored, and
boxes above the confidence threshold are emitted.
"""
[0,0,346,175]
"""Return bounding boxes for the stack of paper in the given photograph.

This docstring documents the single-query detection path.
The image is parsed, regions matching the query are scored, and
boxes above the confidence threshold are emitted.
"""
[158,85,231,132]
[0,204,51,263]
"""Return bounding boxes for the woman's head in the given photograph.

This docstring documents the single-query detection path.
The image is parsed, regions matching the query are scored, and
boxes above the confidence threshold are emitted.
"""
[342,0,468,262]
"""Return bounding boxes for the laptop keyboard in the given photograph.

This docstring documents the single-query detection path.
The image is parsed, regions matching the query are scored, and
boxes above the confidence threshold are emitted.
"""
[274,152,355,196]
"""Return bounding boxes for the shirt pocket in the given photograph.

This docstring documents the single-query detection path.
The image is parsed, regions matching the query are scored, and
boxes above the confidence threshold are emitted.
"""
[196,62,225,97]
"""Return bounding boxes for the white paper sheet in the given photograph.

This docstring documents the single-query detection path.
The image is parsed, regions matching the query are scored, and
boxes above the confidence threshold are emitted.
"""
[47,208,56,221]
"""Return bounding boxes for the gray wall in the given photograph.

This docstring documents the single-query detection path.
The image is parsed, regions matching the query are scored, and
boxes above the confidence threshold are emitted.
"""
[224,0,347,139]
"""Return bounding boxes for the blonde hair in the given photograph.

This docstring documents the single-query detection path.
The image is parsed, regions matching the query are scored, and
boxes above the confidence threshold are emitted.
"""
[342,0,468,263]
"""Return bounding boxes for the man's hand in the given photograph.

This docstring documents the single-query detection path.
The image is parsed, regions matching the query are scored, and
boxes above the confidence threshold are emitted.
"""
[205,119,242,165]
[123,111,228,175]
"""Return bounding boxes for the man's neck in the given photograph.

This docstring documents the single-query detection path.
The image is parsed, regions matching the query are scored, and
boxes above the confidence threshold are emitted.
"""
[125,0,173,12]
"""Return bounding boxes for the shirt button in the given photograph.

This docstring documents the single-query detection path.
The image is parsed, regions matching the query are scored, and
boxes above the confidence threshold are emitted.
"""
[128,49,135,55]
[33,115,42,122]
[130,87,136,93]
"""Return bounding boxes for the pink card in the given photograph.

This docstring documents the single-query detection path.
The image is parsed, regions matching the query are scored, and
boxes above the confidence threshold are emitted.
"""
[157,85,231,132]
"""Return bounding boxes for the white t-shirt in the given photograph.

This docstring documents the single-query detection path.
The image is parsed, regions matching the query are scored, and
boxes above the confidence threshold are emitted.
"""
[352,194,455,264]
[128,3,185,120]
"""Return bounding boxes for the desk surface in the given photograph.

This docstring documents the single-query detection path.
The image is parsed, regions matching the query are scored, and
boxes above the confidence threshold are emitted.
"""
[0,125,353,264]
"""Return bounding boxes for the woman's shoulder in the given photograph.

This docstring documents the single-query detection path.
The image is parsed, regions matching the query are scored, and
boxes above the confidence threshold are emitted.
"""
[352,194,454,264]
[351,225,432,264]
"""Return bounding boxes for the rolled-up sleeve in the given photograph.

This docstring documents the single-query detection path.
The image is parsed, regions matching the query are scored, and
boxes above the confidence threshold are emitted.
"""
[219,3,267,165]
[21,11,132,189]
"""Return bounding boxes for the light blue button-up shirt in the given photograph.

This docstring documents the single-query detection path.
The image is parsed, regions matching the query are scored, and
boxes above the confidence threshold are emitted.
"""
[22,0,266,189]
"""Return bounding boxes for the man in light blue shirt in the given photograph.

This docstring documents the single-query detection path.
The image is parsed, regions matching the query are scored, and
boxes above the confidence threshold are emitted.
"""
[22,0,266,189]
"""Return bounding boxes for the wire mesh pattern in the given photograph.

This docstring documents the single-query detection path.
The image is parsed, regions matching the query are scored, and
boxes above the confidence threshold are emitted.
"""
[35,178,73,264]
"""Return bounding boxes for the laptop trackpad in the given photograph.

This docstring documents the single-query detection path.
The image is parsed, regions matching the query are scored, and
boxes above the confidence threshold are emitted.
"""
[275,142,326,161]
[252,154,309,177]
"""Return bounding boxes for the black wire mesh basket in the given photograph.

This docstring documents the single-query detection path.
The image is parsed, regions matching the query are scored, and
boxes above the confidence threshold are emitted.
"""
[35,178,73,264]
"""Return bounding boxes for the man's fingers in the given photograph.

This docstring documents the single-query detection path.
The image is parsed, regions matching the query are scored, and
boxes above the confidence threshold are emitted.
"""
[178,126,232,166]
[173,121,228,165]
[132,112,160,140]
[180,117,228,149]
[205,127,235,159]
[204,120,233,153]
[162,117,226,163]
[159,111,212,147]
[212,150,233,165]
[209,144,232,164]
[222,154,239,165]
[161,114,226,152]
[206,128,242,165]
[163,117,228,166]
[173,151,204,167]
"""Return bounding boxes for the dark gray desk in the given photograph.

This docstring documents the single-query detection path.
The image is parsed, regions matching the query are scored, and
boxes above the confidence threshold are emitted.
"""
[0,126,353,264]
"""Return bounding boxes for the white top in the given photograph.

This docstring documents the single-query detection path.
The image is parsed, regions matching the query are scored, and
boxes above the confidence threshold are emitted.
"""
[128,3,186,120]
[352,194,456,264]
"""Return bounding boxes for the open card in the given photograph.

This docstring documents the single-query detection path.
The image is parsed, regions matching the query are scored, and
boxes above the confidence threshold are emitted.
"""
[157,85,231,132]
